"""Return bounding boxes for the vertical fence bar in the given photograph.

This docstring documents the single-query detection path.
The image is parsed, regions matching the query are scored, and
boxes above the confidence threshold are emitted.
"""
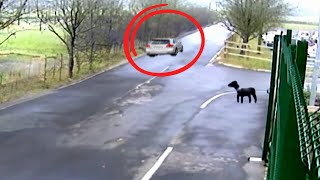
[0,73,3,87]
[295,40,308,88]
[264,31,312,180]
[59,54,63,81]
[263,35,280,162]
[53,63,56,79]
[43,55,47,88]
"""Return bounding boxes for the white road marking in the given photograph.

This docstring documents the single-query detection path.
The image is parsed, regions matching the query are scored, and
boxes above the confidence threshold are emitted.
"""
[200,92,235,109]
[114,66,170,102]
[248,157,263,162]
[135,66,170,89]
[200,90,268,109]
[141,147,173,180]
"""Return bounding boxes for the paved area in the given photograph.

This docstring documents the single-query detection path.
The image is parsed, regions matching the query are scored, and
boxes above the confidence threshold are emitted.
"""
[0,24,270,180]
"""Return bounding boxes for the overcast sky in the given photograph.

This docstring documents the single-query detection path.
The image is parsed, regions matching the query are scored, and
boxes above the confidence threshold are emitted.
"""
[189,0,320,17]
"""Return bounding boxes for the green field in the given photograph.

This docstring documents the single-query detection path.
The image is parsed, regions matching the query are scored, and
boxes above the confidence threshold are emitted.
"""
[0,24,66,57]
[281,23,318,31]
[221,22,319,70]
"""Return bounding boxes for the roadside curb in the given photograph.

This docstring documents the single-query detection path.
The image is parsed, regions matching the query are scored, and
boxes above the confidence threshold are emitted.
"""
[207,32,233,66]
[217,62,272,73]
[208,46,225,65]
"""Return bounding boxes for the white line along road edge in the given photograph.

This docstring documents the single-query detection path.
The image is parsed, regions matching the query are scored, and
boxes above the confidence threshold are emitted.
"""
[200,90,268,109]
[141,147,173,180]
[200,92,235,109]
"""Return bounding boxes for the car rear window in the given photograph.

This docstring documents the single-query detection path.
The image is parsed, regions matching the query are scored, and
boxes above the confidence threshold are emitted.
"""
[150,39,170,44]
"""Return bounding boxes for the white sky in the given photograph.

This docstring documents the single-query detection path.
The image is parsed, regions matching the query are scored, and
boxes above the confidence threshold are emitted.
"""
[188,0,320,17]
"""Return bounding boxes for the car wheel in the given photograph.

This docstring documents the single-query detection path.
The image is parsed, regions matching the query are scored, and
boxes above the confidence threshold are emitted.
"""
[180,46,183,52]
[171,48,178,56]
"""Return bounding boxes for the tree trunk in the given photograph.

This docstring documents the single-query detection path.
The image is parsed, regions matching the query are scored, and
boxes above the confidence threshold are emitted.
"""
[257,35,262,52]
[89,10,94,71]
[257,29,262,53]
[68,45,75,79]
[89,44,94,71]
[240,36,249,55]
[75,52,81,74]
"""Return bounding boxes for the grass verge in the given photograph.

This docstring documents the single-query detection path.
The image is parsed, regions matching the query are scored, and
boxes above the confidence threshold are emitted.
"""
[281,23,318,31]
[0,50,144,104]
[0,24,66,57]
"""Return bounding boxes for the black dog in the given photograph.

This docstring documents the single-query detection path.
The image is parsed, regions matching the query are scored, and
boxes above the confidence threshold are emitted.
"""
[228,81,257,103]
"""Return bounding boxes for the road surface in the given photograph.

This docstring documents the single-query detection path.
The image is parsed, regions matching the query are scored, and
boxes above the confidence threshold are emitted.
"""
[0,24,270,180]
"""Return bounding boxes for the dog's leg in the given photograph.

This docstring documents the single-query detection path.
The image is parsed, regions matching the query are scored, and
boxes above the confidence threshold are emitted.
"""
[237,94,240,103]
[252,93,257,103]
[248,95,251,103]
[241,96,244,103]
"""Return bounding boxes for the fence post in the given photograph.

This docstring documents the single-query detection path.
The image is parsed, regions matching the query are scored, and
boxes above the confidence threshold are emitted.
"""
[15,73,18,91]
[0,73,3,87]
[53,62,56,79]
[295,40,308,88]
[43,55,47,88]
[59,54,63,81]
[10,73,13,94]
[262,35,280,162]
[224,41,228,59]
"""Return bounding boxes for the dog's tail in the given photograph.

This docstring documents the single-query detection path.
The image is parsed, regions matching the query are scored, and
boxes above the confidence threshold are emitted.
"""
[252,88,257,103]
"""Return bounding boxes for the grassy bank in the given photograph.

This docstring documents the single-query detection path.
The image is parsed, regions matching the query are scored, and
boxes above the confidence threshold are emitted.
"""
[0,49,144,103]
[0,24,66,57]
[281,23,318,31]
[0,23,145,104]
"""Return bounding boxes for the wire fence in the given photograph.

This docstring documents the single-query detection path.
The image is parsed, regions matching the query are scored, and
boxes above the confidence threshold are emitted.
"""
[0,53,70,102]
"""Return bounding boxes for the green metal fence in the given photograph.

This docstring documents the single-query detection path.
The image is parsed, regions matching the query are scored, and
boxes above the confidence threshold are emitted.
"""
[262,29,320,179]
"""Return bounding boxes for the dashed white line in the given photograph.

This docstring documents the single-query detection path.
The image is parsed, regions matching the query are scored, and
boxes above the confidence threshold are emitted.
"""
[135,66,170,89]
[141,147,173,180]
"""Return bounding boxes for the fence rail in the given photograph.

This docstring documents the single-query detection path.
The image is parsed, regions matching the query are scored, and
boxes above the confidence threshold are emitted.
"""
[222,35,273,62]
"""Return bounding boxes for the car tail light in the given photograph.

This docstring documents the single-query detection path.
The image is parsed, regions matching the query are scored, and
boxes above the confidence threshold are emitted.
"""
[166,44,174,48]
[146,44,150,48]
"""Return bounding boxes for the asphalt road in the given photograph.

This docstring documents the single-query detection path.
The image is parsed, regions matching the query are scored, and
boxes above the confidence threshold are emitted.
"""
[0,24,270,180]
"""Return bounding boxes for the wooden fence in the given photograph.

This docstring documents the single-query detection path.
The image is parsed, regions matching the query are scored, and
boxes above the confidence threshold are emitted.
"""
[219,33,273,63]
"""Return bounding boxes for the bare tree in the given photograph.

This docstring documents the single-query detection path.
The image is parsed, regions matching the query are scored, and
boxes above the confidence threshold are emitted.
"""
[218,0,290,53]
[0,0,28,45]
[256,0,291,51]
[37,0,88,78]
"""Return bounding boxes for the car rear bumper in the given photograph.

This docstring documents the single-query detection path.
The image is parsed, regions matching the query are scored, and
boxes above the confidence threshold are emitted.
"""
[146,48,175,55]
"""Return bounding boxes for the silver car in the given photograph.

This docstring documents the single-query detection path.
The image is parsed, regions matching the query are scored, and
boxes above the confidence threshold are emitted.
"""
[146,38,183,57]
